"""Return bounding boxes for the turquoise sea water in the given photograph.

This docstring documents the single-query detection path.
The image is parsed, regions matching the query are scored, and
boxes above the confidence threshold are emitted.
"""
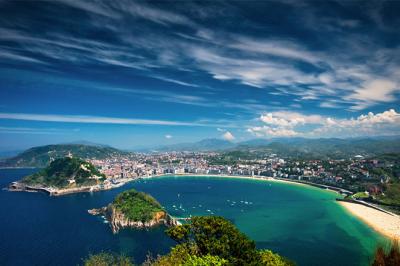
[0,169,387,265]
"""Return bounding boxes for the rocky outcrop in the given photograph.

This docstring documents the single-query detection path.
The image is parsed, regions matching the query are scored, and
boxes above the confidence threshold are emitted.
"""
[88,205,178,233]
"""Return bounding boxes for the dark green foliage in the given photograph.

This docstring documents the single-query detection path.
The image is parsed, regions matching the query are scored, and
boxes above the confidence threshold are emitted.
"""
[113,189,164,222]
[377,183,400,206]
[164,216,293,266]
[259,250,295,266]
[145,244,228,266]
[2,144,128,167]
[371,241,400,266]
[22,157,105,188]
[86,216,293,266]
[84,252,133,266]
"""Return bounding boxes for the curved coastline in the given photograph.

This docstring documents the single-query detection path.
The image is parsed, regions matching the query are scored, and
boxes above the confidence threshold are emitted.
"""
[143,173,344,195]
[143,173,398,241]
[10,169,398,241]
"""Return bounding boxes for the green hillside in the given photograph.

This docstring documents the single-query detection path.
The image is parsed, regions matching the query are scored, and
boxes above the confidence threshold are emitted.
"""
[1,144,129,167]
[22,157,105,188]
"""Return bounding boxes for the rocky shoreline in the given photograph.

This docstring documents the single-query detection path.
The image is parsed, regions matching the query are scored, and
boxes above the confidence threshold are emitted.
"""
[8,181,114,196]
[88,205,178,233]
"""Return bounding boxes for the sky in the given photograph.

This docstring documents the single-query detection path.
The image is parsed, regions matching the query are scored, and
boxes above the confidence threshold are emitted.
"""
[0,0,399,150]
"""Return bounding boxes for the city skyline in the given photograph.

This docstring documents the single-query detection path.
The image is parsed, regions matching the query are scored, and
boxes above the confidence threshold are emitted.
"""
[0,0,399,150]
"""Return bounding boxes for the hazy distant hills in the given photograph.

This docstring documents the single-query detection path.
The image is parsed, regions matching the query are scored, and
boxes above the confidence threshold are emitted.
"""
[234,137,400,159]
[0,144,128,168]
[150,137,400,159]
[151,138,236,152]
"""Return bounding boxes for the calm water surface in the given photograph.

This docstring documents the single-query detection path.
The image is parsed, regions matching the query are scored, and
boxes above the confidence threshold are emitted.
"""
[0,169,387,266]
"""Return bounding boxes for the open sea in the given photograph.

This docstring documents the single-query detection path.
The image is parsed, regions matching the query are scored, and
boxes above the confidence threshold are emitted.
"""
[0,168,387,266]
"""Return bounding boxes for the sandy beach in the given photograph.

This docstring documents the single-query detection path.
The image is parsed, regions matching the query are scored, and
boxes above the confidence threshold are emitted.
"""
[339,201,400,240]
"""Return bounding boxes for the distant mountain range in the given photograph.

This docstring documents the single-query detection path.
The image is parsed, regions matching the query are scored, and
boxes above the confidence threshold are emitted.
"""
[148,138,236,152]
[1,136,399,167]
[146,136,400,159]
[233,137,400,159]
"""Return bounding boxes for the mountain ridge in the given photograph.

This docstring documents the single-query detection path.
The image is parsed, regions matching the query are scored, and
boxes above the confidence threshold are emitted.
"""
[0,144,129,168]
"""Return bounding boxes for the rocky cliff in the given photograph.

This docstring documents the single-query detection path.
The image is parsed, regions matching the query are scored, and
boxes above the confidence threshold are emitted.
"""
[89,204,178,233]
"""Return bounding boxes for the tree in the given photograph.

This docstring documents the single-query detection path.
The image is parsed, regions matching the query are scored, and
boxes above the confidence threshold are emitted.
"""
[85,216,294,266]
[84,252,133,266]
[164,216,293,266]
[372,241,400,266]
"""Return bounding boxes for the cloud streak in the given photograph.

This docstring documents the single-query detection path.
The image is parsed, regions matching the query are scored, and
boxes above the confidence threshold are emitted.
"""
[0,112,238,128]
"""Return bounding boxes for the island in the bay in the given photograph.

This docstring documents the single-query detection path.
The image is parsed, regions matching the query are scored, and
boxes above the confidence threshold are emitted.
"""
[9,157,109,196]
[89,189,178,233]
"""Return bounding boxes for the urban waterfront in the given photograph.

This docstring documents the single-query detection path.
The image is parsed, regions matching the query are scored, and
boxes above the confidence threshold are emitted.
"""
[0,168,387,266]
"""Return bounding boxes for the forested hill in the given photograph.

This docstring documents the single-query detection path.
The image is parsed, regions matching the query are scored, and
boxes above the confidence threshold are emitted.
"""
[22,157,105,188]
[1,144,129,168]
[232,137,400,159]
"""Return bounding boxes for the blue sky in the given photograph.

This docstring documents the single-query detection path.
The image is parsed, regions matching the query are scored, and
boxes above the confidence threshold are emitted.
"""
[0,0,399,150]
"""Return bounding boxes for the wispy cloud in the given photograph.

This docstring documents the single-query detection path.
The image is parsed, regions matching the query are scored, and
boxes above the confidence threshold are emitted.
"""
[151,75,200,88]
[0,0,399,114]
[0,112,238,128]
[0,126,77,135]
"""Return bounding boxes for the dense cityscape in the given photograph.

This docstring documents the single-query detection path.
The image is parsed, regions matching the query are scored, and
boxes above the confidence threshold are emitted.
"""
[89,151,399,202]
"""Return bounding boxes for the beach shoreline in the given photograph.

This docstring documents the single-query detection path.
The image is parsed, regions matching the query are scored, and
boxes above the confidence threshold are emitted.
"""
[339,201,400,241]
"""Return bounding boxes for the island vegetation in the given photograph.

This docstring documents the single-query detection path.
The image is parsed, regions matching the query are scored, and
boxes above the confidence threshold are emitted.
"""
[22,157,105,188]
[89,189,176,233]
[113,189,164,222]
[84,216,293,266]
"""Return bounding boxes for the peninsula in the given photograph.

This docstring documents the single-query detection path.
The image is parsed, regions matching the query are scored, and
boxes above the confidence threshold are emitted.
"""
[9,157,109,196]
[89,189,177,233]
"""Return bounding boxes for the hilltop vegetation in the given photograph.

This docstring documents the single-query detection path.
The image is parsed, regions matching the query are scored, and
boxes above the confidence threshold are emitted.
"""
[1,144,129,167]
[156,216,293,266]
[22,157,105,188]
[84,216,293,266]
[112,189,164,222]
[84,253,133,266]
